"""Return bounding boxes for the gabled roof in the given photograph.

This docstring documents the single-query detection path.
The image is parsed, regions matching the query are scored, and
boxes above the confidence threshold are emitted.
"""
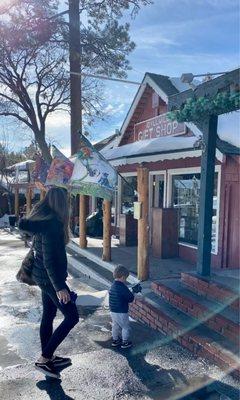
[147,73,179,97]
[94,132,119,151]
[119,72,197,144]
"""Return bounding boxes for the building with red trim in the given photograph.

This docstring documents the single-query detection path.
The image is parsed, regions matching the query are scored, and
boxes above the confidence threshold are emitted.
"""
[102,73,240,269]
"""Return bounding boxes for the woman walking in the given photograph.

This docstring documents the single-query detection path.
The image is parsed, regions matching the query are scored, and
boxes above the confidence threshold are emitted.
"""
[19,187,79,379]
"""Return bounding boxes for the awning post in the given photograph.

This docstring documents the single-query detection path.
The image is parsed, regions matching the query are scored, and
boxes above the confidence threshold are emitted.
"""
[79,194,87,248]
[197,116,218,276]
[102,199,111,261]
[137,165,149,280]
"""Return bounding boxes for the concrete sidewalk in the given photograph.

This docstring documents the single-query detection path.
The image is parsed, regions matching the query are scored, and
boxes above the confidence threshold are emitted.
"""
[1,229,239,400]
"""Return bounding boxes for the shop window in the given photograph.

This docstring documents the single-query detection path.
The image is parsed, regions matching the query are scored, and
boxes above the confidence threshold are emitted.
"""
[152,175,164,208]
[172,173,218,251]
[121,176,137,214]
[17,170,29,182]
[111,188,118,225]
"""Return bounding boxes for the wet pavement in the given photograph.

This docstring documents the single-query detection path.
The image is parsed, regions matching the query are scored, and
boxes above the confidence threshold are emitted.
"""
[0,229,239,400]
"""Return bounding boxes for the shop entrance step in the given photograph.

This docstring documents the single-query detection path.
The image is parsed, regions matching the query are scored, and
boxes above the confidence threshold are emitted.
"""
[151,279,239,344]
[130,292,240,380]
[181,272,239,312]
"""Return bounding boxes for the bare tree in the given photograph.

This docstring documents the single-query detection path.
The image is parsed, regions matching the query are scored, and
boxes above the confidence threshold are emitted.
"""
[0,10,69,163]
[0,0,152,162]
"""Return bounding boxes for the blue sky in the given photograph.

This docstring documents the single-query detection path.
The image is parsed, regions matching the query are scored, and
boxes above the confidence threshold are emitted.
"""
[85,0,240,151]
[3,0,240,155]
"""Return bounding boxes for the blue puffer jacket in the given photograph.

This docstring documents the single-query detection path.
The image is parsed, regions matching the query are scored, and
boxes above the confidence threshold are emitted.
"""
[109,280,134,313]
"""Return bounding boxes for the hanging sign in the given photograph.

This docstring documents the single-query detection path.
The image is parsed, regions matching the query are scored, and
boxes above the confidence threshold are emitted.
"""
[134,113,186,141]
[70,134,118,200]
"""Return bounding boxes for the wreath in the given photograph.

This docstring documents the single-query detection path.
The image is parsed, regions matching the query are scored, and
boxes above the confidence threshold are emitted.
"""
[167,91,240,123]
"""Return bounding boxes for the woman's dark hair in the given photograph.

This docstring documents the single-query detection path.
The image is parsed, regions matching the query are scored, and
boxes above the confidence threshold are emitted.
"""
[28,187,69,244]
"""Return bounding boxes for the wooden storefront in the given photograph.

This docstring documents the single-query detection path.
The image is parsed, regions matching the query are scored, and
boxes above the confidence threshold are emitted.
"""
[102,73,240,270]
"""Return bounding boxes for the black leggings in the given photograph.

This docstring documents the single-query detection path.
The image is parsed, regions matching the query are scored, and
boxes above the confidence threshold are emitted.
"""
[39,284,79,359]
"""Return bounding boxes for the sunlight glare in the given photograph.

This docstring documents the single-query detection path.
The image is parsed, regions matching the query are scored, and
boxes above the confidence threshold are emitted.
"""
[0,0,18,14]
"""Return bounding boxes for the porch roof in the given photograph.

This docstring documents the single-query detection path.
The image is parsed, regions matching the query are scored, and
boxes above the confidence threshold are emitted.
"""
[101,135,223,166]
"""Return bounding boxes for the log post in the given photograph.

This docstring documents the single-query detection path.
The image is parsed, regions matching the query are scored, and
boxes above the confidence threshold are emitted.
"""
[40,189,46,200]
[79,194,87,248]
[102,199,111,261]
[137,165,149,281]
[26,187,32,215]
[14,186,19,218]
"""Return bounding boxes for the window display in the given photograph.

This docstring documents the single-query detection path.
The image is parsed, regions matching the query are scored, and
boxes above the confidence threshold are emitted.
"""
[172,173,218,251]
[121,176,137,214]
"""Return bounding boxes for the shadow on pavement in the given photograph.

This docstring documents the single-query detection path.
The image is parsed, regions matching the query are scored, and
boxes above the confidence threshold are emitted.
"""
[95,337,240,400]
[94,337,188,399]
[36,364,74,400]
[36,377,74,400]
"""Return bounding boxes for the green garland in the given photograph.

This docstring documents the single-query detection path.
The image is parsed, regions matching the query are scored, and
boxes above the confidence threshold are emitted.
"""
[167,91,240,123]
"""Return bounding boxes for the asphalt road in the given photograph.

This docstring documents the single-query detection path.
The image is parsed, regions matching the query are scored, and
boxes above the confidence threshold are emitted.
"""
[0,229,239,400]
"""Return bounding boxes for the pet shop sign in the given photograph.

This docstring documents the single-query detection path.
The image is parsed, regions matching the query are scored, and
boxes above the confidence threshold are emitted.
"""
[134,113,186,141]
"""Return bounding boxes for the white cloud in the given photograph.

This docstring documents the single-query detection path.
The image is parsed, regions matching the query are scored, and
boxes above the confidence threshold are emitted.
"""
[103,103,125,116]
[131,28,177,50]
[46,111,70,130]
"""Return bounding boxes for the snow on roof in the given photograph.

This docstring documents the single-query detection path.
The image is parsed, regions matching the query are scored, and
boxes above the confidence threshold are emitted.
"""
[101,136,198,161]
[170,77,201,93]
[6,159,35,171]
[218,111,240,149]
[169,77,191,92]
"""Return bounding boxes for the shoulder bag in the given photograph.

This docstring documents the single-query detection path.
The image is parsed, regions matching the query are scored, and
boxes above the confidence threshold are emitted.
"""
[16,237,37,286]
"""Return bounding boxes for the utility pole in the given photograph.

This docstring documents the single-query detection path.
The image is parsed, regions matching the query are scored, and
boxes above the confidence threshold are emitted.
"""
[68,0,87,248]
[69,0,82,155]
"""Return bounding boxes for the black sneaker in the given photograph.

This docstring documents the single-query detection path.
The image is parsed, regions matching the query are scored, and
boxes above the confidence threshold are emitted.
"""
[52,356,72,367]
[121,341,132,349]
[35,360,60,379]
[111,339,122,347]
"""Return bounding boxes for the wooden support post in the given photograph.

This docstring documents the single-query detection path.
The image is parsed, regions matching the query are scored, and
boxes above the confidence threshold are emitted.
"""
[137,165,149,281]
[14,186,19,218]
[197,115,218,276]
[26,187,32,215]
[79,194,87,248]
[102,200,111,261]
[40,189,46,200]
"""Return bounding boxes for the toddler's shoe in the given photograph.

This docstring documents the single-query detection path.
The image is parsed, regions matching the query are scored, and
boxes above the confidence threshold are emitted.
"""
[121,341,132,349]
[111,338,122,347]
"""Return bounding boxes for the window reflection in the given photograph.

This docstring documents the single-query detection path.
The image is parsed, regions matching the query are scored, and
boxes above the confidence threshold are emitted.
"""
[172,173,218,251]
[121,176,137,214]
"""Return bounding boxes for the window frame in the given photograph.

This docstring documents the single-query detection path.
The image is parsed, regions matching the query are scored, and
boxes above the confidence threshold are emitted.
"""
[167,165,221,255]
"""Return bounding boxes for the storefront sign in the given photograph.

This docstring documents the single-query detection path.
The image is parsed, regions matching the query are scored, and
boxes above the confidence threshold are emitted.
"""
[134,113,186,141]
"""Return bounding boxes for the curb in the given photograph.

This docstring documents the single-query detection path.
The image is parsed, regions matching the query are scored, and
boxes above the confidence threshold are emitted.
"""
[67,254,111,288]
[68,240,139,285]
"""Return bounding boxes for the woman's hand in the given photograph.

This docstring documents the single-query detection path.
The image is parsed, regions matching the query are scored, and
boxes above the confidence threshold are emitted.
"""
[57,289,71,304]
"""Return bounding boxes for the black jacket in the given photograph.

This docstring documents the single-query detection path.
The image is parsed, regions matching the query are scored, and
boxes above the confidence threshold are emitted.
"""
[109,280,134,313]
[19,217,68,291]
